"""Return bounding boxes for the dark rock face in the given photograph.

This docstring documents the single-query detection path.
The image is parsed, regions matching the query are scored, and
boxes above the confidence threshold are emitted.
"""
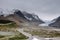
[22,11,44,24]
[49,16,60,28]
[14,10,26,19]
[56,16,60,22]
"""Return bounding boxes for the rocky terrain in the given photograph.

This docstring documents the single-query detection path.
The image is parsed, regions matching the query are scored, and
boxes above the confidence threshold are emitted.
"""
[49,16,60,28]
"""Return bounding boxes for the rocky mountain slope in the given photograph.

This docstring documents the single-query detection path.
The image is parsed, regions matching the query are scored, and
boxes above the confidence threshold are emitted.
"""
[6,9,44,26]
[22,11,44,23]
[49,16,60,28]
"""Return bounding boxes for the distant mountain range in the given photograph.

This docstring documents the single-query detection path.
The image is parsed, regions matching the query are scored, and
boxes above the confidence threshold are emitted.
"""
[0,9,60,28]
[49,16,60,28]
[6,9,44,26]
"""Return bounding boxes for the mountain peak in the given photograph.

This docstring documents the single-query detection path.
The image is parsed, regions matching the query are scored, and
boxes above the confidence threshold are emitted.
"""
[56,16,60,22]
[14,9,26,19]
[6,9,44,26]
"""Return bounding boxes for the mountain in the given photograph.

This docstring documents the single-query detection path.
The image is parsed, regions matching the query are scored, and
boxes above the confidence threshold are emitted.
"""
[22,11,44,23]
[49,16,60,28]
[6,9,44,26]
[14,9,26,19]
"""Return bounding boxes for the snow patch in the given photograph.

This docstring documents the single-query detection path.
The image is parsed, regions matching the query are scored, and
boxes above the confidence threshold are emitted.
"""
[24,16,32,20]
[33,15,39,20]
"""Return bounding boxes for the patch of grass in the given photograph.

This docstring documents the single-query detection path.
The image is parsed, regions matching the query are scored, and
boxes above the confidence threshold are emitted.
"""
[0,32,28,40]
[8,22,17,28]
[0,22,17,28]
[0,22,17,27]
[0,35,5,38]
[0,22,17,32]
[24,29,60,38]
[9,37,27,40]
[0,20,18,28]
[8,33,28,40]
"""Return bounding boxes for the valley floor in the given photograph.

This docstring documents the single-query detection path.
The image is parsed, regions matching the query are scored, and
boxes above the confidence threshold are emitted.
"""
[18,26,60,40]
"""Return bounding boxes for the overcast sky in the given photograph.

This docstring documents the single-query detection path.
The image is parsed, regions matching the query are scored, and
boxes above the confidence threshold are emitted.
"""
[0,0,60,21]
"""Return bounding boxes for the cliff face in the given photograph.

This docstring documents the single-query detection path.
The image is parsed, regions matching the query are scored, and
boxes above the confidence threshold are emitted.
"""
[49,16,60,28]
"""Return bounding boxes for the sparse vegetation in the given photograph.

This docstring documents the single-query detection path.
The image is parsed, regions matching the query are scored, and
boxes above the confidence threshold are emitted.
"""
[8,33,28,40]
[0,20,18,32]
[0,22,17,28]
[0,35,5,38]
[24,28,60,38]
[0,31,28,40]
